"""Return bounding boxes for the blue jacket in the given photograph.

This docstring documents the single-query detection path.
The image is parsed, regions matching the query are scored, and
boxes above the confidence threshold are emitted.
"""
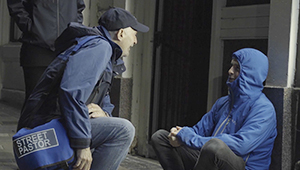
[16,23,125,149]
[177,48,277,169]
[57,24,125,149]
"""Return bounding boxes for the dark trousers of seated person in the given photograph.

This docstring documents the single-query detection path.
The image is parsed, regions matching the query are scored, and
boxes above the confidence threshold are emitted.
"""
[151,129,245,170]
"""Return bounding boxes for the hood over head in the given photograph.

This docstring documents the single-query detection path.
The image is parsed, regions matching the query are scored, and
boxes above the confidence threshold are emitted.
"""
[227,48,268,98]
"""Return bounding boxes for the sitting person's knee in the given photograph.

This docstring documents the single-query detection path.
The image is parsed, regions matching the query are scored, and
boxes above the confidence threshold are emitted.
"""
[151,129,167,141]
[201,138,227,155]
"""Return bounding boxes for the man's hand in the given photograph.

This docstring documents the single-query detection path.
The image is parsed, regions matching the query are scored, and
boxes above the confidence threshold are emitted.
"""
[87,103,108,118]
[73,148,93,170]
[168,126,182,147]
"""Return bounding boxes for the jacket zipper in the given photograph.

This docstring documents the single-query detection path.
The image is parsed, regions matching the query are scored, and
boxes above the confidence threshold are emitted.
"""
[213,112,231,136]
[220,116,232,134]
[245,154,250,163]
[213,87,234,136]
[212,87,251,164]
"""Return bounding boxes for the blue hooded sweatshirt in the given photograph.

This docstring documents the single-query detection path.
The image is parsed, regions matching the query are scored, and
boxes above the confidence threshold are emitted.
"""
[177,48,277,170]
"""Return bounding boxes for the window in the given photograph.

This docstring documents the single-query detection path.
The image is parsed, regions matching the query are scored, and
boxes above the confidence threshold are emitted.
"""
[226,0,270,7]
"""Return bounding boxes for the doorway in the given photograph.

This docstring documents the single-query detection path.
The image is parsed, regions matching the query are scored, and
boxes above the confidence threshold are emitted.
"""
[150,0,213,135]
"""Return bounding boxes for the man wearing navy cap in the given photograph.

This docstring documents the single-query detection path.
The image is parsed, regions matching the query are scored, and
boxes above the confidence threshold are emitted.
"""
[48,7,148,170]
[67,7,149,170]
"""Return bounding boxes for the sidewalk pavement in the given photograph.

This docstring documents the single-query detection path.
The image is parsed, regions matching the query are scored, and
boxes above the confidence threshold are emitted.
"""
[0,101,163,170]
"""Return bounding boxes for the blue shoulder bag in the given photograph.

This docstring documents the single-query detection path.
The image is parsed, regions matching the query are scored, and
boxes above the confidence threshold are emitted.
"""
[12,35,101,170]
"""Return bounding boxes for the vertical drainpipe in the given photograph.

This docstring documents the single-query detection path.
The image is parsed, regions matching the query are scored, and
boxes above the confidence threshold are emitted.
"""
[287,0,299,87]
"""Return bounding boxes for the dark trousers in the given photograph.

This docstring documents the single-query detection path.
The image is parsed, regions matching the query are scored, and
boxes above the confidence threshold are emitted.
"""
[151,129,245,170]
[22,66,48,100]
[20,43,56,101]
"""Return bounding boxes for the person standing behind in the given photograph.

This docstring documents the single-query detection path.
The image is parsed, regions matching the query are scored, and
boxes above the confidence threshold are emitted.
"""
[7,0,85,100]
[151,48,277,170]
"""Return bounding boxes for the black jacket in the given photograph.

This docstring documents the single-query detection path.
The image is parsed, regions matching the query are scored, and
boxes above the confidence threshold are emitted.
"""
[7,0,85,51]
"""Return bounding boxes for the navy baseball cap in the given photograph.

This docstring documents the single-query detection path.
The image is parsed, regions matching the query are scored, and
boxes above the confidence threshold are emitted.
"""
[98,7,149,33]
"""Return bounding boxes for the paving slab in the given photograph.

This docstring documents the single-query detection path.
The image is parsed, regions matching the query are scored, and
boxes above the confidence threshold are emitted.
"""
[0,101,163,170]
[119,154,162,170]
[0,101,20,170]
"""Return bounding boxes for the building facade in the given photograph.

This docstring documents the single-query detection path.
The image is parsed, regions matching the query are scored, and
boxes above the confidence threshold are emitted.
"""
[0,0,299,169]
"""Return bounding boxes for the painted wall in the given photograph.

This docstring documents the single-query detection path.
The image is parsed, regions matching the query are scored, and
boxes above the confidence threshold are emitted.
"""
[0,0,24,108]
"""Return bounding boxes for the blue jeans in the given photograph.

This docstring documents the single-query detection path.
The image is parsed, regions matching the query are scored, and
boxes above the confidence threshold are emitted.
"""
[89,117,135,170]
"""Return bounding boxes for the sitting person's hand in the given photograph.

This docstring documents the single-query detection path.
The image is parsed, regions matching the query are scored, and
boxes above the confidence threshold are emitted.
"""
[87,103,108,118]
[168,126,182,147]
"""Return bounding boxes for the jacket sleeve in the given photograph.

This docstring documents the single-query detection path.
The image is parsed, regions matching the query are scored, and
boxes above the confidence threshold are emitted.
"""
[7,0,32,33]
[177,100,277,156]
[59,39,112,149]
[176,98,219,147]
[77,0,85,23]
